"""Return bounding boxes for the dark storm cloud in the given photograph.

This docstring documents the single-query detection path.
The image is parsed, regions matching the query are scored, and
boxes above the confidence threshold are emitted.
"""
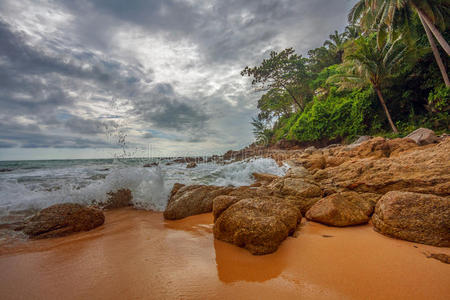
[0,0,354,153]
[65,116,118,135]
[59,0,355,64]
[0,120,112,148]
[132,83,209,131]
[0,18,152,148]
[131,83,212,142]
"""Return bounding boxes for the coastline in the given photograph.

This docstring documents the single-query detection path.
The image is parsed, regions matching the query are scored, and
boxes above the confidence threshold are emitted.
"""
[1,208,449,300]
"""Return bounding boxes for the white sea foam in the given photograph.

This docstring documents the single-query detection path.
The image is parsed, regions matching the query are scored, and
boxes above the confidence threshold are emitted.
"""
[0,157,287,217]
[209,158,288,186]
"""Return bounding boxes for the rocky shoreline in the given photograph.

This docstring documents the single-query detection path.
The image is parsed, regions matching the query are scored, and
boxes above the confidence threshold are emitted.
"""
[4,128,450,260]
[162,128,449,255]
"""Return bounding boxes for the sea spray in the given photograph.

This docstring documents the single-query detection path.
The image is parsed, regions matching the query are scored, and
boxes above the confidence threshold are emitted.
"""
[0,157,287,217]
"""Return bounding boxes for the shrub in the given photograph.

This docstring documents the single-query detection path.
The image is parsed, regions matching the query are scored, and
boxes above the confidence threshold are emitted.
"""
[274,87,378,142]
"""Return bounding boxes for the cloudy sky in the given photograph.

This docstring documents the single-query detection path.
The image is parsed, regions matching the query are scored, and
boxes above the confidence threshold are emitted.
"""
[0,0,356,160]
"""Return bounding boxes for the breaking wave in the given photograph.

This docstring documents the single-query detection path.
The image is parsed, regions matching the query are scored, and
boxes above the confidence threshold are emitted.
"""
[0,157,287,217]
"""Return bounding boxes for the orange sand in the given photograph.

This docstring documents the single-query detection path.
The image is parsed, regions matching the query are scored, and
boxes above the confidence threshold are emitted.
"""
[0,208,449,300]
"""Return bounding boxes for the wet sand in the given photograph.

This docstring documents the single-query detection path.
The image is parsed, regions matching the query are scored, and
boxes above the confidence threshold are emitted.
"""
[0,208,449,300]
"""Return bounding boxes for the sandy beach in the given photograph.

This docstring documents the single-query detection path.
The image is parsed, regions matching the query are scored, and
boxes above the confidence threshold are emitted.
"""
[0,208,448,300]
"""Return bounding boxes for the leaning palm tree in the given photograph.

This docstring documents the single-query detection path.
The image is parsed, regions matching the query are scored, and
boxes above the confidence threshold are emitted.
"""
[350,0,450,86]
[324,30,347,62]
[329,35,411,133]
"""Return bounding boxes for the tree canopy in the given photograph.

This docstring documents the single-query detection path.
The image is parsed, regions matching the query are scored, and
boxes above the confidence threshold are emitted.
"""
[243,1,449,144]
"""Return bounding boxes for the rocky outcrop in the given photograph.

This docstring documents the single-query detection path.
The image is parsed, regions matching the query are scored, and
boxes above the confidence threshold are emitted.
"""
[372,191,450,247]
[315,138,450,196]
[305,192,378,226]
[103,189,133,209]
[406,128,439,145]
[164,184,234,220]
[23,203,105,239]
[213,197,301,255]
[165,131,449,254]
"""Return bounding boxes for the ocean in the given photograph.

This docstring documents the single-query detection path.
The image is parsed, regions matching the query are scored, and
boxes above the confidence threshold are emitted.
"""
[0,157,287,219]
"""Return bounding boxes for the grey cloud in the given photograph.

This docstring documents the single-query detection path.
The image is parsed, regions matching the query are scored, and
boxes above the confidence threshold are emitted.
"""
[0,0,354,155]
[0,18,152,148]
[58,0,355,65]
[65,116,118,135]
[0,141,17,148]
[131,83,210,141]
[0,120,114,149]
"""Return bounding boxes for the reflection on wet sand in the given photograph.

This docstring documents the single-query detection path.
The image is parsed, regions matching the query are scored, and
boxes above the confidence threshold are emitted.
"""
[214,238,286,283]
[0,208,449,300]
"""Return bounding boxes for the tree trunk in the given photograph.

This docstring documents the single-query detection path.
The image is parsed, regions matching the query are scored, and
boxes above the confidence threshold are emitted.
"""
[416,8,450,56]
[418,13,450,87]
[375,87,399,134]
[284,86,304,110]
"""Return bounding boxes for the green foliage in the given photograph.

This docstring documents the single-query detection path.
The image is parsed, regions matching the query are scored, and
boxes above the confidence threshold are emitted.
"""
[246,2,449,145]
[274,88,377,142]
[250,117,273,145]
[311,65,340,91]
[428,85,450,112]
[241,48,312,110]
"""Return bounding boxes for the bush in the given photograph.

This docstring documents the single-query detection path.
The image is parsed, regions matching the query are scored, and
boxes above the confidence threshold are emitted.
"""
[273,87,379,142]
[428,85,450,113]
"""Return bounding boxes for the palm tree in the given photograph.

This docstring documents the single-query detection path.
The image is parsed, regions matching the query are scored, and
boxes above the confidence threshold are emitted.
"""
[350,0,450,87]
[329,36,411,133]
[324,30,347,63]
[344,25,362,40]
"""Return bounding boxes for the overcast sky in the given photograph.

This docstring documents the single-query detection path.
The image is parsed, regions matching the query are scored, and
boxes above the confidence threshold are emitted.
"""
[0,0,356,160]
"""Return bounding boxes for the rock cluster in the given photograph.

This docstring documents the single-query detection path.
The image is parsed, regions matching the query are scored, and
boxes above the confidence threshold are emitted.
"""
[164,128,450,254]
[17,128,448,252]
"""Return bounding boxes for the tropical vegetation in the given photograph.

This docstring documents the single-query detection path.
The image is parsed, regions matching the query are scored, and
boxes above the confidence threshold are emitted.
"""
[243,0,449,145]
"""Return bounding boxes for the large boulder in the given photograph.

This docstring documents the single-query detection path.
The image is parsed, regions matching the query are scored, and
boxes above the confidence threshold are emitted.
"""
[406,128,439,145]
[305,192,377,226]
[372,191,450,246]
[213,197,301,255]
[164,184,233,220]
[317,138,450,196]
[103,189,133,209]
[23,203,105,239]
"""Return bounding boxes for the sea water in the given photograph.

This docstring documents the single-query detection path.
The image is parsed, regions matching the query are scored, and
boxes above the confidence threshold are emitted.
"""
[0,157,288,218]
